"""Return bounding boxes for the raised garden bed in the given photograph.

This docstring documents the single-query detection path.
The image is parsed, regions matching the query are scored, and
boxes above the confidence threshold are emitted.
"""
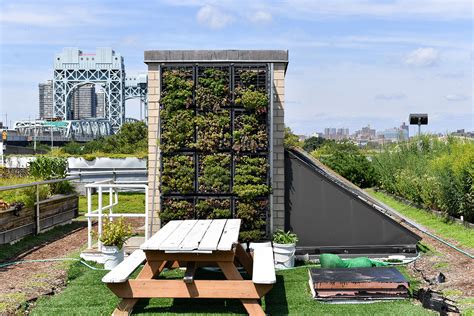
[0,194,79,244]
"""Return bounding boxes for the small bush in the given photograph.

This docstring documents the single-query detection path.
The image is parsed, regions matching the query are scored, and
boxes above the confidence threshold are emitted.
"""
[312,141,377,188]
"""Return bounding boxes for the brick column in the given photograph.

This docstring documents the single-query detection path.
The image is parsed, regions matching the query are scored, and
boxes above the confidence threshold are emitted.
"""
[272,63,286,231]
[147,68,161,233]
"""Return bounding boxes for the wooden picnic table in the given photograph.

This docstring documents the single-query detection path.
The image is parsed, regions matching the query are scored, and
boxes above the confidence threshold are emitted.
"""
[102,219,276,315]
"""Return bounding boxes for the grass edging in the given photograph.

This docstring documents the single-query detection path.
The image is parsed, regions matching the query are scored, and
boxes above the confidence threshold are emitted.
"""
[366,189,474,250]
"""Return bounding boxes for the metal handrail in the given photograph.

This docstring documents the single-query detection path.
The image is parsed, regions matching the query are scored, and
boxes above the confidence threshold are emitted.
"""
[0,176,79,191]
[0,176,78,235]
[84,181,149,251]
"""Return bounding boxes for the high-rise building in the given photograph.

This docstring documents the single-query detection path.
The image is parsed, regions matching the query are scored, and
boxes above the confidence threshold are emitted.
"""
[71,84,96,120]
[39,80,54,119]
[95,91,105,118]
[400,122,409,139]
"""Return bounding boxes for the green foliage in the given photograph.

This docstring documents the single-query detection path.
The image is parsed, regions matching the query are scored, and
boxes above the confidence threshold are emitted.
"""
[161,155,194,194]
[236,200,267,242]
[284,127,302,148]
[160,199,194,224]
[373,136,474,221]
[237,89,268,113]
[195,199,231,219]
[312,141,377,188]
[303,136,330,152]
[161,70,193,111]
[234,156,270,200]
[28,156,74,195]
[98,216,132,249]
[272,230,298,244]
[28,156,67,180]
[196,68,229,111]
[199,154,231,193]
[195,111,231,151]
[233,114,267,152]
[161,110,194,152]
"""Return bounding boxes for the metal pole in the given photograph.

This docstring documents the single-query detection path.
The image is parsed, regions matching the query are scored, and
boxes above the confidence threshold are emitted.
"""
[269,63,275,235]
[98,186,103,251]
[50,126,53,148]
[418,123,421,136]
[109,186,113,216]
[36,184,40,234]
[144,185,149,240]
[87,187,92,249]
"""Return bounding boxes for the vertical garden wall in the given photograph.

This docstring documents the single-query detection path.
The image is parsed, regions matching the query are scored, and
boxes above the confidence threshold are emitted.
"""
[145,50,288,240]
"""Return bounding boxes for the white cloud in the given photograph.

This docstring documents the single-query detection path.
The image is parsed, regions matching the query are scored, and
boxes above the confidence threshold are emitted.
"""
[248,10,272,23]
[196,5,234,29]
[404,48,440,67]
[444,94,469,102]
[375,93,406,101]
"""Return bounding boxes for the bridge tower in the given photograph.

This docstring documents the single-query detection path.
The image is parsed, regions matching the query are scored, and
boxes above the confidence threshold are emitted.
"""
[53,48,125,132]
[125,74,148,121]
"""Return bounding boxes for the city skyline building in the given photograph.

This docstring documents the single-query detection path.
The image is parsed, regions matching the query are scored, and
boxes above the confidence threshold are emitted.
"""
[39,80,54,119]
[71,84,96,120]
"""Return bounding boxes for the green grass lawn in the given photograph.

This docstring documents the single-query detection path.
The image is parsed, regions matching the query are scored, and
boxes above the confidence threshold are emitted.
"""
[366,189,474,250]
[31,258,432,315]
[78,192,146,215]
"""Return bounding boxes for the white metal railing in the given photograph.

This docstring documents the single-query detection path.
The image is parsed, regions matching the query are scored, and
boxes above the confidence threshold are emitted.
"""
[84,179,149,250]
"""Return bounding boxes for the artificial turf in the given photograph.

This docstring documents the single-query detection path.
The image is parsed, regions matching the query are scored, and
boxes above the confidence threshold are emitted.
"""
[31,259,432,315]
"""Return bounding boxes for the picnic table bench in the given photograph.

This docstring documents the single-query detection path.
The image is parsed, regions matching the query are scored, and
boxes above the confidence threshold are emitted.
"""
[102,219,276,315]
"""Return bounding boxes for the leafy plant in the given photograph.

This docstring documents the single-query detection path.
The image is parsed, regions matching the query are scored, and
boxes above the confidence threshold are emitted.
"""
[160,199,194,224]
[233,114,268,152]
[195,68,229,111]
[234,156,270,200]
[28,156,75,195]
[373,135,473,221]
[199,154,231,193]
[236,200,267,242]
[196,199,231,219]
[195,111,231,151]
[29,156,67,180]
[312,140,377,188]
[161,155,194,194]
[236,89,268,114]
[160,110,194,152]
[284,127,302,148]
[98,216,133,249]
[160,69,193,111]
[272,230,298,244]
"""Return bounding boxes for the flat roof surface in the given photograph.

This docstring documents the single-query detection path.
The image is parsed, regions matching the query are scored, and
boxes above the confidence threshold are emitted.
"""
[144,50,288,64]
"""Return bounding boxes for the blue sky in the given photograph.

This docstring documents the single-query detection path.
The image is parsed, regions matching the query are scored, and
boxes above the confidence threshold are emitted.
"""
[0,0,472,135]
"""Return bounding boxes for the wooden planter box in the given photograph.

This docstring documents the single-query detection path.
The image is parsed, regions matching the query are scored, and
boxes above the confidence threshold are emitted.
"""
[0,194,79,245]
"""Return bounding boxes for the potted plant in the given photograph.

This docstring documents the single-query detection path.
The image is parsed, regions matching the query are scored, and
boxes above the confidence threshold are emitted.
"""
[99,216,133,270]
[272,230,298,269]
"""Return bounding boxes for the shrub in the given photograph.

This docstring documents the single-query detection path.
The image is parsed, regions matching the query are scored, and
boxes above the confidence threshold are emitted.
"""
[373,136,474,221]
[303,136,330,152]
[160,110,194,152]
[284,127,302,148]
[28,156,74,195]
[312,141,377,188]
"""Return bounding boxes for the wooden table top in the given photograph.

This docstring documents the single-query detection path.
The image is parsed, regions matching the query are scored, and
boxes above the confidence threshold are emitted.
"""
[141,219,241,253]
